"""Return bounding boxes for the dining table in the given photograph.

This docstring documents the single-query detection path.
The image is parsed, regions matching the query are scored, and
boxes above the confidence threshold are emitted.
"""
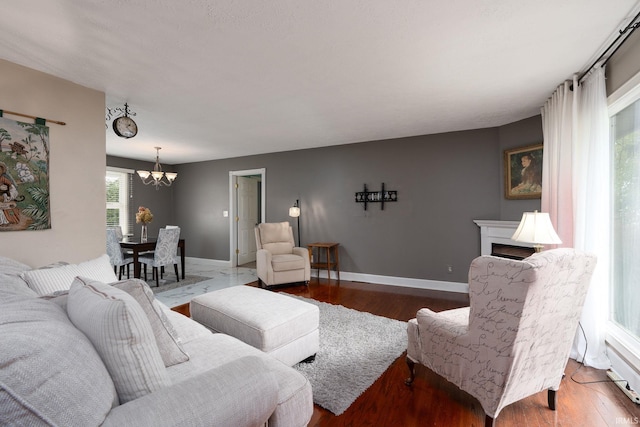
[120,237,186,280]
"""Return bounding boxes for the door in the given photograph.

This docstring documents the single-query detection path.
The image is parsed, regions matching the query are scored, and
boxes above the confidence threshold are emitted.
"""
[236,176,259,265]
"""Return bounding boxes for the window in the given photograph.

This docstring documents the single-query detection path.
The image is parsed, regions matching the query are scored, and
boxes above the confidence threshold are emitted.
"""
[106,167,132,235]
[609,78,640,376]
[611,99,640,339]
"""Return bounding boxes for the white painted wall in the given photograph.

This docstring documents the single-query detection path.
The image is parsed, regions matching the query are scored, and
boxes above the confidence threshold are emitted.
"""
[0,59,106,267]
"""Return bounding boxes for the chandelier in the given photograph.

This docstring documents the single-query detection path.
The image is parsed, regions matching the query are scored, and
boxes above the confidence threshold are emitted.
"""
[136,147,177,190]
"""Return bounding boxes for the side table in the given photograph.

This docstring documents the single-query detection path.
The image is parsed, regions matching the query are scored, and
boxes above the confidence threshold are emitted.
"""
[307,242,340,282]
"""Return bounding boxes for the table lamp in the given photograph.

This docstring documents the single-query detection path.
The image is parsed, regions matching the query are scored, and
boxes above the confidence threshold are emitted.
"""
[511,210,562,252]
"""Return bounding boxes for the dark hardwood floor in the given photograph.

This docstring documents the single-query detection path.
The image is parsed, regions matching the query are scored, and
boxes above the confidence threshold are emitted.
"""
[173,278,640,426]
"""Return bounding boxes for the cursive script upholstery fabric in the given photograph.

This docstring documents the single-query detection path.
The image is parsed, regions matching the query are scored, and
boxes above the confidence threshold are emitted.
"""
[406,248,597,420]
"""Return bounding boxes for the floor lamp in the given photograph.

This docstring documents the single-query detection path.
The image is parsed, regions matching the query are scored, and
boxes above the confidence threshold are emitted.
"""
[289,199,301,247]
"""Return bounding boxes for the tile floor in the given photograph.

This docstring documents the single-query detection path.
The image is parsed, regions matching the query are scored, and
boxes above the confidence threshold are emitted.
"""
[155,259,257,308]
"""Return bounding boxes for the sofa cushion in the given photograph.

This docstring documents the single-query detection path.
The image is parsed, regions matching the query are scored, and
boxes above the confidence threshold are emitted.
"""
[21,254,118,296]
[113,279,189,367]
[67,277,170,403]
[0,256,36,299]
[0,295,118,426]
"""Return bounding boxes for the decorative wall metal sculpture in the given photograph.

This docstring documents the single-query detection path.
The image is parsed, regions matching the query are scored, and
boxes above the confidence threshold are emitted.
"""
[355,183,397,210]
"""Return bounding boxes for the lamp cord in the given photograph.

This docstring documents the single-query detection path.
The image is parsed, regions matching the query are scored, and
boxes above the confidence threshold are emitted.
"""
[569,322,631,390]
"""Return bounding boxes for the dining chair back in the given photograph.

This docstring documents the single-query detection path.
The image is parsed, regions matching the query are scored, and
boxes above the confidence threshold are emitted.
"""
[106,228,133,279]
[107,225,124,241]
[139,227,181,286]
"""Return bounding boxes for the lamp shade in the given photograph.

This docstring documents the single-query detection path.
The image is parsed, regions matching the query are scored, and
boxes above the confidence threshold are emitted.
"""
[511,211,562,245]
[289,206,300,217]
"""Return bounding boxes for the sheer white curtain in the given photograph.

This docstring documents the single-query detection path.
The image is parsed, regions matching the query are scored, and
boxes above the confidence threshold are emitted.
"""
[541,65,610,369]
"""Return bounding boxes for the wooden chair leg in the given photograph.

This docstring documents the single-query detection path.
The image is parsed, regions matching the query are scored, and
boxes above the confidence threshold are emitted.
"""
[126,264,130,279]
[485,414,495,427]
[174,264,180,282]
[405,357,416,386]
[143,264,148,281]
[548,389,557,411]
[154,267,160,287]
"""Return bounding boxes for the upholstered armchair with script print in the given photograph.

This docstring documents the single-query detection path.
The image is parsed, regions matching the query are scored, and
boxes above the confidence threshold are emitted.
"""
[406,248,597,427]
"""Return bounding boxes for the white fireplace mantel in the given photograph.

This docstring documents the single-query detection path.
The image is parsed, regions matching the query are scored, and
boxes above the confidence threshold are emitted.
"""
[473,220,534,256]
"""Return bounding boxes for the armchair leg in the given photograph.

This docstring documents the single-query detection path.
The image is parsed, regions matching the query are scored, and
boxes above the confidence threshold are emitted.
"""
[548,389,557,411]
[405,357,416,386]
[485,415,495,427]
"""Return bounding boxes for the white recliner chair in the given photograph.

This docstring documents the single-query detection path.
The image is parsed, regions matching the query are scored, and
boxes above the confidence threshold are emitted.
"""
[254,222,310,288]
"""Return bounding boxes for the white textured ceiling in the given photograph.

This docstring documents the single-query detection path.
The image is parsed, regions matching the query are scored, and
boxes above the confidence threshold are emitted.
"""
[1,1,638,164]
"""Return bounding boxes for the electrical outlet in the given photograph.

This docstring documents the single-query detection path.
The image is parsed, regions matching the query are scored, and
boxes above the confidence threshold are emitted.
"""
[607,370,640,404]
[446,265,453,274]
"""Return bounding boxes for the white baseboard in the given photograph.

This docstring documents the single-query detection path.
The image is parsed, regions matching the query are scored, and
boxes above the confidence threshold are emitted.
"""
[313,270,469,294]
[606,348,640,402]
[188,257,468,294]
[186,256,232,268]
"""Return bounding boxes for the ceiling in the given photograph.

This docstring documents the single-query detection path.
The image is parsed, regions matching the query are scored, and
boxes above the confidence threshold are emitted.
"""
[1,1,638,165]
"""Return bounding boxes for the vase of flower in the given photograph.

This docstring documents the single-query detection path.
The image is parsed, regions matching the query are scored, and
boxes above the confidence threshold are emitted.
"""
[136,206,153,243]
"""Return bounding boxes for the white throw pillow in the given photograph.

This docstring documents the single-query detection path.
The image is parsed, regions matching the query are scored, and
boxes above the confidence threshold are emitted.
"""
[21,254,118,296]
[113,279,189,367]
[67,277,170,403]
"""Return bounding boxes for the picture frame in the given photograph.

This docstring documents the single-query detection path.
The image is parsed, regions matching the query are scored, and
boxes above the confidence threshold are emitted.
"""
[504,143,543,200]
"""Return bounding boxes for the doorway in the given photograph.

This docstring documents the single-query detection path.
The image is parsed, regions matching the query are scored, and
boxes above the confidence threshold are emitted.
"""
[229,168,266,267]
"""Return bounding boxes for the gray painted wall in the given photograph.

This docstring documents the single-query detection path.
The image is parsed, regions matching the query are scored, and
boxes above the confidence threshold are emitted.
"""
[607,28,640,95]
[161,119,542,284]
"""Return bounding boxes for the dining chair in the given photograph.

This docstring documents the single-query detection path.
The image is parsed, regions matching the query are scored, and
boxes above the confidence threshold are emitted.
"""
[139,227,181,287]
[105,228,134,279]
[165,225,179,229]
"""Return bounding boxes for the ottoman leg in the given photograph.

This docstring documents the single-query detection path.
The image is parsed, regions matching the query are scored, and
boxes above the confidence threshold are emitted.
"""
[300,354,316,363]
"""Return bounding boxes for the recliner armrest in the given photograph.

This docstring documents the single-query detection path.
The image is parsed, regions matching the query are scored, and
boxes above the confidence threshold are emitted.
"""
[102,356,278,427]
[292,246,310,260]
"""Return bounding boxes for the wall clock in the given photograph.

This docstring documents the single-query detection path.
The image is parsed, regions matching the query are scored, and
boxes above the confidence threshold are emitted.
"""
[111,103,138,139]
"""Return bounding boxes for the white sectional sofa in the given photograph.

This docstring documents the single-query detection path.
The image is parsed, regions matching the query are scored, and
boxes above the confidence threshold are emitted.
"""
[0,255,313,427]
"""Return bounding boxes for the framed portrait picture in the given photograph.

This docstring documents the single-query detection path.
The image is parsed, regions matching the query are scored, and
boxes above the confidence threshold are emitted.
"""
[504,143,543,200]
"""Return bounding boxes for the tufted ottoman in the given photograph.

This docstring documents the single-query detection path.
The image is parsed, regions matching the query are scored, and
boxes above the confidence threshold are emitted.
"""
[190,286,319,366]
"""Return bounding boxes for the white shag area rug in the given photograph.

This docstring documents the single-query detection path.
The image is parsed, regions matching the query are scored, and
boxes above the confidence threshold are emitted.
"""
[292,296,407,416]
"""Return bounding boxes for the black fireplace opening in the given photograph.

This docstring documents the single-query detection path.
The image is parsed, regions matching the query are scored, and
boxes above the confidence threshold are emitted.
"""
[491,243,535,260]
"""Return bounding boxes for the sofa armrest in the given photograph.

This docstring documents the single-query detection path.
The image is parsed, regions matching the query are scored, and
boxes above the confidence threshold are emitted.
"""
[102,356,278,427]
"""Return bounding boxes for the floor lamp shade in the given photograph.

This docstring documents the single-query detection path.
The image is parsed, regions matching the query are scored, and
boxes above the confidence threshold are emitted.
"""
[289,199,301,247]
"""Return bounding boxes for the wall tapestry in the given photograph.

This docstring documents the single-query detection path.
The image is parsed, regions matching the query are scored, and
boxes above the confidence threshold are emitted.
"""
[0,116,50,231]
[504,143,543,200]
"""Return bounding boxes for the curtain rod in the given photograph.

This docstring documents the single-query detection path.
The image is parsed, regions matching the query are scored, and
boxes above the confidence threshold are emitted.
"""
[0,109,66,125]
[576,10,640,86]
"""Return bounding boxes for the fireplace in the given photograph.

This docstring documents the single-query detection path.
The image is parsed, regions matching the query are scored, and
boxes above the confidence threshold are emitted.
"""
[474,220,535,259]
